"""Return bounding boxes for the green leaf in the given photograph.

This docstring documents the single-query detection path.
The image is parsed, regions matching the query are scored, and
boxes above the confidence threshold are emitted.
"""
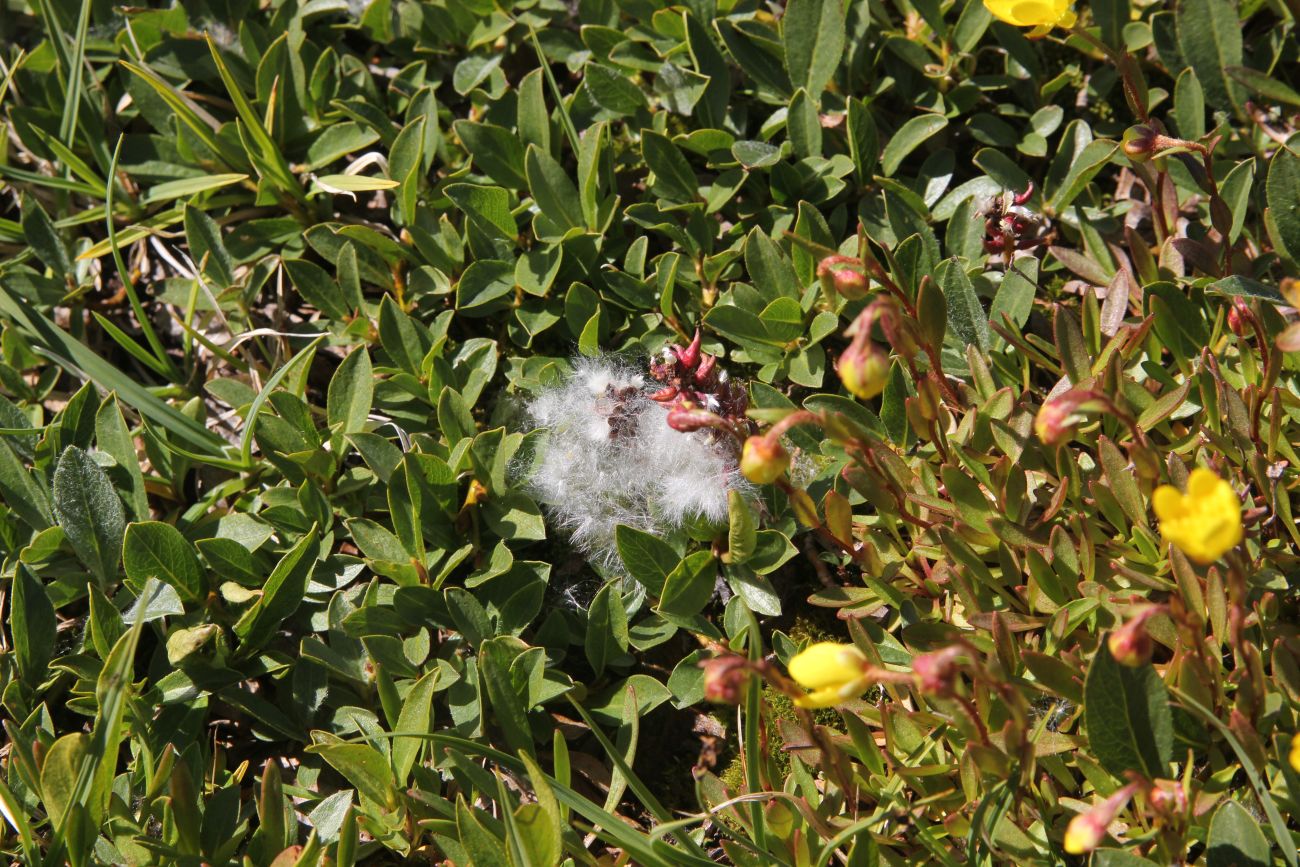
[390,116,428,223]
[123,521,204,604]
[658,551,717,618]
[787,88,822,159]
[781,0,845,97]
[12,564,55,685]
[745,226,799,301]
[95,395,148,521]
[881,115,948,176]
[454,120,528,189]
[1049,139,1118,212]
[479,638,534,756]
[516,752,564,867]
[1175,0,1244,114]
[0,439,54,530]
[378,295,433,375]
[40,733,89,831]
[525,144,585,231]
[310,741,396,808]
[1206,800,1271,867]
[1226,65,1300,108]
[1218,159,1254,244]
[1083,642,1173,780]
[727,490,757,564]
[183,204,235,289]
[21,193,72,280]
[446,183,518,241]
[327,348,374,435]
[53,445,125,587]
[457,795,510,866]
[584,63,648,115]
[732,139,782,169]
[518,68,551,151]
[615,525,679,595]
[392,670,439,785]
[847,97,879,182]
[1173,68,1206,140]
[642,130,698,203]
[283,259,351,320]
[937,258,990,353]
[234,531,321,653]
[1266,143,1300,265]
[585,581,630,678]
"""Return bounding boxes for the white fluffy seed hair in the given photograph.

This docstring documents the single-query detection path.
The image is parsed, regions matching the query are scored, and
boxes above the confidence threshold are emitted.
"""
[524,354,750,572]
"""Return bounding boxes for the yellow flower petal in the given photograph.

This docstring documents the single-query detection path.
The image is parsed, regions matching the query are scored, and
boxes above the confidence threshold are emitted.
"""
[1151,485,1185,521]
[984,0,1075,31]
[1188,467,1221,497]
[787,642,866,690]
[794,686,846,709]
[1011,0,1058,24]
[983,0,1031,26]
[1152,470,1243,565]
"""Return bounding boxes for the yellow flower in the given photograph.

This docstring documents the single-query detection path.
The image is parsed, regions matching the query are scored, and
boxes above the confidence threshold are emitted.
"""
[1151,468,1244,565]
[787,642,869,709]
[983,0,1077,36]
[1289,736,1300,774]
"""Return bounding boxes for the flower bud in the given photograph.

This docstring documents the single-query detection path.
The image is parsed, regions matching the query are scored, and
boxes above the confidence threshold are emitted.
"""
[741,435,790,484]
[1228,297,1250,337]
[912,645,963,698]
[1034,388,1101,446]
[1063,784,1138,855]
[831,267,870,300]
[1122,125,1159,162]
[1034,398,1077,446]
[818,255,870,300]
[700,655,751,704]
[1107,607,1159,667]
[838,340,890,400]
[1148,780,1186,816]
[1289,735,1300,774]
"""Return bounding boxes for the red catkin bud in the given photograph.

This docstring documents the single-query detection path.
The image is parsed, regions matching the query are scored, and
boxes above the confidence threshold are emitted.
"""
[666,403,724,433]
[675,329,702,369]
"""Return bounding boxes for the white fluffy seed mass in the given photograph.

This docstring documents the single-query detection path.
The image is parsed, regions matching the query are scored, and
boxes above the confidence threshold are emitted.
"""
[525,355,747,571]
